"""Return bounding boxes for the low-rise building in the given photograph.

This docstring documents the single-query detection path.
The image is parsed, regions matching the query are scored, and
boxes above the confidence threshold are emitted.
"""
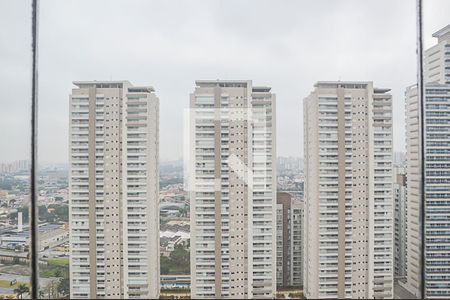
[0,223,68,251]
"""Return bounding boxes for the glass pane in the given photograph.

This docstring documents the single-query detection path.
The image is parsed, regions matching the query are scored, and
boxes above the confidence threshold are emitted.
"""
[401,1,450,299]
[36,1,70,298]
[32,1,443,299]
[300,2,415,298]
[0,1,32,299]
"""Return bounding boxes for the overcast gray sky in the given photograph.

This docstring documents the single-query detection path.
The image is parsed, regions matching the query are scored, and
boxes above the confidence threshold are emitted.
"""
[1,0,449,163]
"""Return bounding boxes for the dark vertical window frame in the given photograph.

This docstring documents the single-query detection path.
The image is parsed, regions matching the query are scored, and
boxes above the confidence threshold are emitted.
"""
[416,0,425,298]
[30,0,39,299]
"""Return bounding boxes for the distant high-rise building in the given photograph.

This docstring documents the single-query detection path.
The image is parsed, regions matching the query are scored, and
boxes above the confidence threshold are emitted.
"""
[188,80,276,298]
[393,152,407,167]
[393,166,407,278]
[0,160,30,174]
[69,81,160,299]
[276,192,304,289]
[424,24,450,85]
[277,157,303,172]
[303,81,394,299]
[405,24,450,299]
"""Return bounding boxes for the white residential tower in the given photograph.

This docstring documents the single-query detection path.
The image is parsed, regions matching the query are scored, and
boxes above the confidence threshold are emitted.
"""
[69,81,160,299]
[188,80,277,299]
[303,81,394,299]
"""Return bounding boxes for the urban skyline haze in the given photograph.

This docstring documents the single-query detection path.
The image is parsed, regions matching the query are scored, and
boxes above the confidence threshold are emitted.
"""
[1,0,449,163]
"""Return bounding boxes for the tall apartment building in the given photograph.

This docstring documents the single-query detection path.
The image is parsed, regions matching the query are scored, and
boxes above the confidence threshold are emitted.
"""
[69,81,160,299]
[188,80,276,298]
[393,166,407,278]
[405,83,450,298]
[276,192,304,289]
[303,81,394,299]
[405,24,450,299]
[424,24,450,85]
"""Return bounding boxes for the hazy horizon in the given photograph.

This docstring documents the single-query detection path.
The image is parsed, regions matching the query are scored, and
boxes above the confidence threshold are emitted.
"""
[1,0,450,163]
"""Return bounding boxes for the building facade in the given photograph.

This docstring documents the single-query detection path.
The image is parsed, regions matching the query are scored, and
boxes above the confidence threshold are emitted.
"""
[276,192,304,289]
[393,166,407,278]
[69,81,160,299]
[188,80,276,298]
[405,83,450,298]
[424,24,450,85]
[405,24,450,299]
[303,81,394,299]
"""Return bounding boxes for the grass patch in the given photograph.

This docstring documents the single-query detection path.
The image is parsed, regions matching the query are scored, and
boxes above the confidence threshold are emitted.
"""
[39,259,69,278]
[39,265,68,278]
[40,269,58,278]
[0,280,28,289]
[168,266,188,274]
[48,258,69,266]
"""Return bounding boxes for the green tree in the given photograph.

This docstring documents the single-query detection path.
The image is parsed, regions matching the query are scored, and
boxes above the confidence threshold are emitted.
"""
[177,207,189,218]
[57,278,70,297]
[13,284,29,299]
[0,178,13,190]
[54,269,63,278]
[38,206,50,220]
[169,244,190,274]
[8,207,29,223]
[48,204,69,222]
[160,255,171,275]
[9,204,69,224]
[160,244,190,275]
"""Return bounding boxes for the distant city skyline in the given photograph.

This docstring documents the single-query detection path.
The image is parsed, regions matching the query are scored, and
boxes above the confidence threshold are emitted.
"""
[0,151,409,167]
[1,0,450,163]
